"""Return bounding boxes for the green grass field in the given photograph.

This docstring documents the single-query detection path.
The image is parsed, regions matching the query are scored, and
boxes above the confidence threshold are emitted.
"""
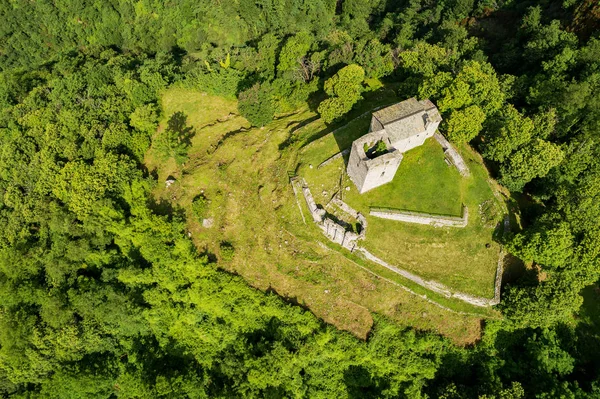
[144,85,502,346]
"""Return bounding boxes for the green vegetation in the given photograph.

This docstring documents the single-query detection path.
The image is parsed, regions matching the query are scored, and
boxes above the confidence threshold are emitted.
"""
[237,83,275,127]
[318,64,365,123]
[1,0,600,398]
[364,139,389,159]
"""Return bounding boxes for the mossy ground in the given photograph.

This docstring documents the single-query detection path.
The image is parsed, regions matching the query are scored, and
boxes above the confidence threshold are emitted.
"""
[145,85,502,345]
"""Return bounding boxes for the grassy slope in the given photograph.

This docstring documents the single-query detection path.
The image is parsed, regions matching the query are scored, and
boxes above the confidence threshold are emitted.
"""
[145,85,500,345]
[300,114,503,298]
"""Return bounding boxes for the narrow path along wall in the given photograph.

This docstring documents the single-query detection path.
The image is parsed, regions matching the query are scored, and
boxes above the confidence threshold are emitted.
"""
[370,206,468,228]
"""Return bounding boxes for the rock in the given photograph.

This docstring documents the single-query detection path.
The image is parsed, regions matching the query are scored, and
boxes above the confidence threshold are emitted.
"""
[187,232,192,237]
[202,218,214,228]
[324,289,330,294]
[165,178,176,188]
[309,164,313,169]
[345,186,350,191]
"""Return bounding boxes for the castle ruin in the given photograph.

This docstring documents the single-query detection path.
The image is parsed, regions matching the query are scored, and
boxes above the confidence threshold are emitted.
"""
[347,98,442,193]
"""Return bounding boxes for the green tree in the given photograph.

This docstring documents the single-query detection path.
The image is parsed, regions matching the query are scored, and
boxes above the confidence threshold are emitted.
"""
[318,64,365,123]
[500,139,564,192]
[237,83,275,127]
[508,223,574,269]
[445,105,486,142]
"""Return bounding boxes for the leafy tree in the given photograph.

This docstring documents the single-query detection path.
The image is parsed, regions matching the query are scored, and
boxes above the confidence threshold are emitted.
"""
[508,223,574,269]
[318,64,365,123]
[277,31,314,76]
[237,83,275,127]
[445,105,486,142]
[500,139,564,192]
[354,39,394,79]
[481,104,535,162]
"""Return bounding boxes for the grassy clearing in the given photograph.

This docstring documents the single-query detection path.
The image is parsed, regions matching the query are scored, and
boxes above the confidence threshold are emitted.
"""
[145,86,502,345]
[299,114,504,298]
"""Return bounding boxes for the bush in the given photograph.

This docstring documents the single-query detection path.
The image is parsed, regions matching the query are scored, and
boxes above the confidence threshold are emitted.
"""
[192,194,209,220]
[318,64,365,124]
[220,241,235,261]
[238,83,275,127]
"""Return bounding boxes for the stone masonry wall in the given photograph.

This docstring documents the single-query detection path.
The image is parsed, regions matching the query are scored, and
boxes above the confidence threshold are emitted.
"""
[370,206,468,228]
[433,132,470,177]
[298,179,362,251]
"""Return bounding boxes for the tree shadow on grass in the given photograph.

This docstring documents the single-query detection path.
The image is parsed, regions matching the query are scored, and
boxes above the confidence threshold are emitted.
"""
[167,111,194,147]
[296,85,399,155]
[147,197,186,221]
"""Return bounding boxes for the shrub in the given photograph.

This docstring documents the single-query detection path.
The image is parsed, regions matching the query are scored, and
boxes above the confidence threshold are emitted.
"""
[192,194,209,220]
[220,241,235,261]
[238,83,275,127]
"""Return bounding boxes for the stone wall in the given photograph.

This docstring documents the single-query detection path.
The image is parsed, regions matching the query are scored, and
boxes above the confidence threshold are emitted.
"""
[370,206,468,228]
[298,179,362,251]
[346,131,403,194]
[433,133,470,177]
[357,248,498,307]
[318,148,350,169]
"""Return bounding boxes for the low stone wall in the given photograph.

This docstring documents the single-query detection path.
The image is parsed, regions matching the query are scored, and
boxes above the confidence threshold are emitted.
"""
[434,133,470,177]
[318,148,350,169]
[331,198,367,240]
[357,248,497,307]
[370,206,468,228]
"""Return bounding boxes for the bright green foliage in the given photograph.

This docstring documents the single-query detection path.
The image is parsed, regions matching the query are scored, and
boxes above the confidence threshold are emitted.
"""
[445,105,486,142]
[500,139,564,192]
[500,276,584,329]
[2,1,600,398]
[353,39,394,79]
[318,64,365,123]
[153,111,194,165]
[422,61,504,116]
[191,194,209,221]
[318,97,354,124]
[399,42,452,77]
[508,223,574,269]
[278,31,314,75]
[324,64,365,98]
[219,241,235,261]
[237,83,275,127]
[256,34,281,81]
[482,104,536,162]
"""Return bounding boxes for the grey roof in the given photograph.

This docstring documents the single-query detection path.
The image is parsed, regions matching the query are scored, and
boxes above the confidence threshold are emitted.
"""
[372,98,424,126]
[371,98,441,143]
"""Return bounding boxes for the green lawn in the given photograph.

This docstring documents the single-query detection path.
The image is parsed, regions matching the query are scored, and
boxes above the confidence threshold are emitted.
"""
[300,120,504,298]
[143,86,499,346]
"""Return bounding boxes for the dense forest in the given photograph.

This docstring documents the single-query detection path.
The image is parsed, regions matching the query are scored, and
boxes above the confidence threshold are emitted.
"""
[1,0,600,397]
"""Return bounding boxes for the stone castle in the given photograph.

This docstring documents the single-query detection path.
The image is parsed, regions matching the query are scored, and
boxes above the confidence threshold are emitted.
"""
[347,98,442,193]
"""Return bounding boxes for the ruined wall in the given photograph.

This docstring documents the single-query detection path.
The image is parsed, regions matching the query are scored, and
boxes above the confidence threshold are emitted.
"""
[370,206,468,228]
[433,133,470,177]
[347,131,403,194]
[298,179,363,251]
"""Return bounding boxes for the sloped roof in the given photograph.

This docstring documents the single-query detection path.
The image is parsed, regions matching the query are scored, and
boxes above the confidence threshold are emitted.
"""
[371,98,442,144]
[372,98,424,126]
